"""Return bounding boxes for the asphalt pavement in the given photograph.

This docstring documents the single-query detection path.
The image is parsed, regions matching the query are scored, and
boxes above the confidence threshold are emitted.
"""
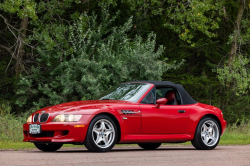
[0,145,249,166]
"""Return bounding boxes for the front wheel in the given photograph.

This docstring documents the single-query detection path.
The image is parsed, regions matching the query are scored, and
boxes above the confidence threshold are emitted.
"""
[34,143,63,152]
[191,117,220,150]
[84,115,117,152]
[138,143,162,150]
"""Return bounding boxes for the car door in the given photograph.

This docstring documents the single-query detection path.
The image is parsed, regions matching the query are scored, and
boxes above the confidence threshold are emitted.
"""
[140,87,190,134]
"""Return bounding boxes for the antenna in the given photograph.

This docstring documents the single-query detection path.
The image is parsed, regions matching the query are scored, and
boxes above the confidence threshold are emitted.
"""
[210,85,212,105]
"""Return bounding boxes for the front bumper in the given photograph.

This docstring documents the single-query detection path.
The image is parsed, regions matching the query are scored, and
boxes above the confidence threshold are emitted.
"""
[220,118,227,135]
[23,115,94,143]
[23,123,87,143]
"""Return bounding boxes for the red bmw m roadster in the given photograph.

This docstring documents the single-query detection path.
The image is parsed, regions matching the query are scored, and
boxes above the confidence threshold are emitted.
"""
[23,81,226,152]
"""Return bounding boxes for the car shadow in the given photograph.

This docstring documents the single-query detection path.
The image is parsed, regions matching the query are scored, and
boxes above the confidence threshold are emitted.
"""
[24,147,201,153]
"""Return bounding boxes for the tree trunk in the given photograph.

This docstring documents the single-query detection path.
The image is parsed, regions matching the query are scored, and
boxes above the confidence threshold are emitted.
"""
[16,16,29,77]
[228,0,245,66]
[0,14,29,76]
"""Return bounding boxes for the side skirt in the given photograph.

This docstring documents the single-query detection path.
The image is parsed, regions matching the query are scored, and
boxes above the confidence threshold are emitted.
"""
[119,134,194,143]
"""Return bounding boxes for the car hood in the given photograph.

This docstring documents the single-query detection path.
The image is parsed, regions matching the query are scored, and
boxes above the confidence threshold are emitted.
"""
[33,100,134,114]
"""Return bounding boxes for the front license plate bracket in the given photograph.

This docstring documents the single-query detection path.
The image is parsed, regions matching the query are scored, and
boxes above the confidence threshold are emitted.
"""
[29,124,41,134]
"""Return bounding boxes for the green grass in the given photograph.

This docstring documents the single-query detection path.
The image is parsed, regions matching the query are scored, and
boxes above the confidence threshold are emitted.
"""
[1,126,249,150]
[0,142,35,150]
[219,126,250,145]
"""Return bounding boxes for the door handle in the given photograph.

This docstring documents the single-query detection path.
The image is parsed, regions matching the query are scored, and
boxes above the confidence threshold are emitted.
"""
[178,110,186,113]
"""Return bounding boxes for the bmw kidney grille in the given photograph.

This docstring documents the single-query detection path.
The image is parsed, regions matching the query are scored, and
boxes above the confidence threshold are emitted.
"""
[40,113,49,122]
[33,113,49,122]
[33,113,39,122]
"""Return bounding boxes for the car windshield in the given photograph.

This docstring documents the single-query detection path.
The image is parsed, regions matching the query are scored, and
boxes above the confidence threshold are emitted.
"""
[98,83,152,102]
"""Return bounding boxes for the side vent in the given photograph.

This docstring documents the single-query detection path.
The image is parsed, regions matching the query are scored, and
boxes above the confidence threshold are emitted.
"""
[121,110,140,115]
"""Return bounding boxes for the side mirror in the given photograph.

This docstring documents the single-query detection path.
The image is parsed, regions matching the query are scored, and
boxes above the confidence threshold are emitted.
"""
[155,98,168,108]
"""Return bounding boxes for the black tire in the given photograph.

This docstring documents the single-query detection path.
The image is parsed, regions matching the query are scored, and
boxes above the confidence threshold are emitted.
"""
[34,143,63,152]
[138,143,162,150]
[84,114,118,152]
[191,117,221,150]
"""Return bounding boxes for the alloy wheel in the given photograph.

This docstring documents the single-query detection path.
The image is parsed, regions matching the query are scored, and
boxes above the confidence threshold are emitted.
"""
[92,119,115,148]
[201,120,219,146]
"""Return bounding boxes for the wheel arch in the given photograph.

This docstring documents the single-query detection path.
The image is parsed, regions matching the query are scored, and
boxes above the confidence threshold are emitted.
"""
[91,112,121,143]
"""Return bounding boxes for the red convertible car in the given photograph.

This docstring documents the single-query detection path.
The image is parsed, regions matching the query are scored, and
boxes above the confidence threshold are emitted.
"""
[23,81,227,152]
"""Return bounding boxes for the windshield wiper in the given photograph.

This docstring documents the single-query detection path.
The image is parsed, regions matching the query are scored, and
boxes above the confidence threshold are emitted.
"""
[100,98,116,100]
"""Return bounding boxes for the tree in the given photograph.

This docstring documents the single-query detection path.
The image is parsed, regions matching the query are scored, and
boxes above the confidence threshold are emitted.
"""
[0,0,87,111]
[216,0,250,94]
[0,0,37,77]
[16,6,182,109]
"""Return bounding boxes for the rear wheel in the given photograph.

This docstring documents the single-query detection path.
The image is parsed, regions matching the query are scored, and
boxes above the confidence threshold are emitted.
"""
[191,117,220,150]
[34,143,63,152]
[138,143,162,150]
[84,115,117,152]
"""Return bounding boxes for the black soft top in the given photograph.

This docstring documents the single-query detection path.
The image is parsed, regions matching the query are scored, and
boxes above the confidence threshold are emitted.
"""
[125,81,197,105]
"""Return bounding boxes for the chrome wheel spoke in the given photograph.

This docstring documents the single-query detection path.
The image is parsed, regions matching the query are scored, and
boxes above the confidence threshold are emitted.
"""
[208,129,213,133]
[204,136,209,144]
[95,135,102,144]
[104,135,109,145]
[100,121,106,131]
[210,136,215,141]
[105,129,114,136]
[208,127,213,133]
[93,128,101,134]
[202,124,208,131]
[201,124,208,137]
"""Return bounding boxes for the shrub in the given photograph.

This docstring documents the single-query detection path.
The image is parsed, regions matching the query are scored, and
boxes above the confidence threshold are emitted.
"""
[0,102,25,142]
[16,6,182,109]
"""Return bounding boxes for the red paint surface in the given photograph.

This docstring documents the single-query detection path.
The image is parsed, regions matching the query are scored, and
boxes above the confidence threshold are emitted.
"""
[140,104,190,134]
[23,86,227,144]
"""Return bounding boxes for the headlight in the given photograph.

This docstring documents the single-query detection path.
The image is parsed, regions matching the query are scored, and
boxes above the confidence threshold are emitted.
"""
[27,115,32,123]
[52,114,82,122]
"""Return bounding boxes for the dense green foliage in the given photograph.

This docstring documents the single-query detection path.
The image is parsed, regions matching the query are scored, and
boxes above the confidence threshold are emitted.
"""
[16,7,177,108]
[0,0,250,124]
